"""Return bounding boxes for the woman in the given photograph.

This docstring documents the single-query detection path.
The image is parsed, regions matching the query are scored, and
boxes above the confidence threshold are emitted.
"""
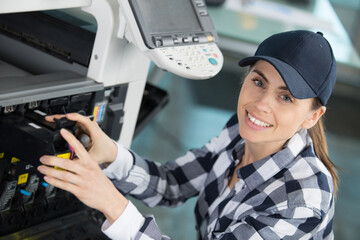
[38,30,338,239]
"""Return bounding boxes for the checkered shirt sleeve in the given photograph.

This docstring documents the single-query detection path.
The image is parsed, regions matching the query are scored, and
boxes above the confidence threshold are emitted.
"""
[109,114,335,240]
[112,115,240,209]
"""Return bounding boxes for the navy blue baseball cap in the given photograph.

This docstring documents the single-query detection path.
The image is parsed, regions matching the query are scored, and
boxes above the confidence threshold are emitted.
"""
[239,30,336,106]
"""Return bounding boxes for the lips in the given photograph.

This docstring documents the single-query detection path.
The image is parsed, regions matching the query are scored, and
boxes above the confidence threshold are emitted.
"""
[247,112,272,128]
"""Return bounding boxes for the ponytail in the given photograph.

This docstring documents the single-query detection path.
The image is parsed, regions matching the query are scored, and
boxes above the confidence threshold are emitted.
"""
[308,98,339,195]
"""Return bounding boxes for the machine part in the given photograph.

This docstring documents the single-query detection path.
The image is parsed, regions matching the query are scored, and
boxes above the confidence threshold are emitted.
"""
[22,174,39,204]
[0,181,17,211]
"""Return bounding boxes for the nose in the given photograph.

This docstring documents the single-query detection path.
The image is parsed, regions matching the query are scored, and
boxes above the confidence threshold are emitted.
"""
[254,92,272,114]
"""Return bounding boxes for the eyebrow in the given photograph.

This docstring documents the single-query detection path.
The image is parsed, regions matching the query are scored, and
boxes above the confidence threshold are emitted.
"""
[253,69,289,91]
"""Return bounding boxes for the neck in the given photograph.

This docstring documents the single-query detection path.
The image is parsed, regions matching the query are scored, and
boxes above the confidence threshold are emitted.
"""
[241,140,287,167]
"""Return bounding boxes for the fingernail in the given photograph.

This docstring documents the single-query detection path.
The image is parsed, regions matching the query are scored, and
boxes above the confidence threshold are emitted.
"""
[60,128,69,134]
[38,166,45,172]
[40,157,45,163]
[44,176,50,182]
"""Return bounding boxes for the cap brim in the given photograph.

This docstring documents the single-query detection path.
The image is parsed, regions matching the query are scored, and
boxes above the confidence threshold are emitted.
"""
[239,56,317,100]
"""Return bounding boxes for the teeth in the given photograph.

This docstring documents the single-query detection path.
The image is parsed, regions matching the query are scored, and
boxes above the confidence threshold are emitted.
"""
[248,113,271,127]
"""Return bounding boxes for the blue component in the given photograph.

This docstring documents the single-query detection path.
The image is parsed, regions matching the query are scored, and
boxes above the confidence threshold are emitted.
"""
[20,189,31,196]
[42,182,49,188]
[202,48,207,52]
[208,58,218,65]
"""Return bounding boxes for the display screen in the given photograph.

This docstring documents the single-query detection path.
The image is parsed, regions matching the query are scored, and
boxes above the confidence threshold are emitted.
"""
[137,0,202,34]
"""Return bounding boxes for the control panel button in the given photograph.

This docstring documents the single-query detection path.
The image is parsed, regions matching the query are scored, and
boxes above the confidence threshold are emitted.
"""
[208,58,218,65]
[195,1,205,7]
[192,37,199,42]
[173,38,179,44]
[182,38,189,43]
[155,39,163,47]
[206,35,214,42]
[199,10,208,16]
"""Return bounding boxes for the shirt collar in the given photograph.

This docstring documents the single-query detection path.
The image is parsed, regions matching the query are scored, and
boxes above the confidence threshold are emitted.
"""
[233,128,311,191]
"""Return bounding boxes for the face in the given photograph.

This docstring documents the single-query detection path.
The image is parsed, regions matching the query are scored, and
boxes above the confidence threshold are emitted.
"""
[237,60,325,147]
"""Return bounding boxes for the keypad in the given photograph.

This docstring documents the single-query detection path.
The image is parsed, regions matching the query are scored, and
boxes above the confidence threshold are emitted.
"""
[150,42,223,79]
[159,43,220,70]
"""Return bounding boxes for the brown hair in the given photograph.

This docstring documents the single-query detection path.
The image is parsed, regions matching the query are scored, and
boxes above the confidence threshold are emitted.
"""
[308,98,339,195]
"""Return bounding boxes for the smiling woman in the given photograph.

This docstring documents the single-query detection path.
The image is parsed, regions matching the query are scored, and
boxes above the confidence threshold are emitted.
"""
[38,30,338,240]
[237,60,326,157]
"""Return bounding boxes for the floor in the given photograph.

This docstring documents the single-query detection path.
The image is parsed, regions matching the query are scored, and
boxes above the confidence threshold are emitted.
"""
[130,64,360,239]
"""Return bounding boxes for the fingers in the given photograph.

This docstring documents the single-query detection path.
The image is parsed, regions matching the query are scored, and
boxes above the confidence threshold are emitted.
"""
[42,175,79,195]
[38,156,81,193]
[65,112,90,123]
[39,155,81,173]
[45,114,66,122]
[46,113,97,135]
[60,129,89,161]
[65,113,99,137]
[38,165,80,185]
[46,113,100,148]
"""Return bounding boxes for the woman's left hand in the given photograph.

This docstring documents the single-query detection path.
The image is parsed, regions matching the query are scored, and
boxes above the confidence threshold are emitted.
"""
[37,128,128,224]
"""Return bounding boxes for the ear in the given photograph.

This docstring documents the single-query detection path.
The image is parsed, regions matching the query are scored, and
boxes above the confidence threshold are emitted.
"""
[301,106,326,129]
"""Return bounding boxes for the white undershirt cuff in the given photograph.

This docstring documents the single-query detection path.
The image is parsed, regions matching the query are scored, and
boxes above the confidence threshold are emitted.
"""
[101,201,145,240]
[102,141,134,180]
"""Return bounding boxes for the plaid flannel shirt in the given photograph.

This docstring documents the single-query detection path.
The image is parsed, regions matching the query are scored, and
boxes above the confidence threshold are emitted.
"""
[111,114,335,239]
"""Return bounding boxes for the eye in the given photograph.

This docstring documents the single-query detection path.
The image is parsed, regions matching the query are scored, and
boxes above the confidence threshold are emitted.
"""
[252,78,264,88]
[280,95,293,103]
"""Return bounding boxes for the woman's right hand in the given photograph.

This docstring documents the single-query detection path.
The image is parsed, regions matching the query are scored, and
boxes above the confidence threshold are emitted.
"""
[45,113,118,165]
